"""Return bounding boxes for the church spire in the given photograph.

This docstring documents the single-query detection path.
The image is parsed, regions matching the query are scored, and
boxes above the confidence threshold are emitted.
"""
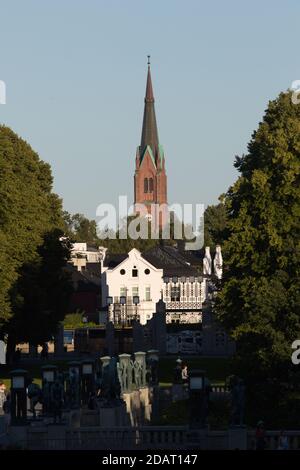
[140,57,159,162]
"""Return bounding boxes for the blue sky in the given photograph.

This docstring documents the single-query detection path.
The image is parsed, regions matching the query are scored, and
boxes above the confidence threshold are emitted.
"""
[0,0,299,218]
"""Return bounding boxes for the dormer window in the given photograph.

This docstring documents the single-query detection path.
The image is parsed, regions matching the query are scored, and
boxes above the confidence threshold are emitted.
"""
[132,267,138,277]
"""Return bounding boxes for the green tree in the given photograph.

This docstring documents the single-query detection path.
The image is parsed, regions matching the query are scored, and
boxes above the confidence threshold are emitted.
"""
[216,91,300,382]
[62,211,99,245]
[204,197,228,249]
[8,230,73,349]
[0,126,72,357]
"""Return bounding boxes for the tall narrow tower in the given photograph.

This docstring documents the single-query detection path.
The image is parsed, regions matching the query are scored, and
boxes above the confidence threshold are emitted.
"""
[134,58,167,223]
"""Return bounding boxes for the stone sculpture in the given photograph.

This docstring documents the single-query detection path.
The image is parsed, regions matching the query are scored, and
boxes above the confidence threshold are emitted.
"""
[213,245,223,280]
[203,246,212,276]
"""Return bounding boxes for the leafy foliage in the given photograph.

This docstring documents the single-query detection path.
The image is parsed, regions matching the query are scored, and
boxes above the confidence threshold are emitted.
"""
[0,126,72,350]
[216,92,300,380]
[204,197,228,249]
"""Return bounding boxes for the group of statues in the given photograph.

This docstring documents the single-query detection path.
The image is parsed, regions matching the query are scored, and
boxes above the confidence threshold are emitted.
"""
[100,352,157,406]
[27,370,79,422]
[11,351,157,422]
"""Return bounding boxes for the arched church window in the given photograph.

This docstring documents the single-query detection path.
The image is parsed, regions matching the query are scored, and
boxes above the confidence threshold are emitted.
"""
[144,178,148,193]
[149,178,154,192]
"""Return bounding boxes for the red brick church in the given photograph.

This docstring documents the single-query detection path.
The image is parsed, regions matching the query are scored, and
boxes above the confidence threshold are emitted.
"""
[134,59,168,227]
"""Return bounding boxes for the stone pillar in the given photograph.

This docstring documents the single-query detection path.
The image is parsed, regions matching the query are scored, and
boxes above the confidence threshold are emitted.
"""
[147,349,159,386]
[133,321,145,352]
[29,344,38,358]
[105,322,115,356]
[54,323,65,356]
[228,427,247,450]
[0,340,6,365]
[151,300,166,354]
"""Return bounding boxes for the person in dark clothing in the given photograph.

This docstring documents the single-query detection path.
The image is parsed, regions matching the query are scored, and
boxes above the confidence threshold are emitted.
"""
[255,420,266,450]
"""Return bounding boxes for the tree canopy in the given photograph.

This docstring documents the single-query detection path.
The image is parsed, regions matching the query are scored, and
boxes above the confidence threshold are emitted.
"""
[216,91,300,380]
[0,126,72,351]
[204,197,228,249]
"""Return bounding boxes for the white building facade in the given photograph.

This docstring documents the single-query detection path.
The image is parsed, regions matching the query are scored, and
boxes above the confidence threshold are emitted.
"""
[100,247,206,326]
[71,243,101,267]
[101,248,163,325]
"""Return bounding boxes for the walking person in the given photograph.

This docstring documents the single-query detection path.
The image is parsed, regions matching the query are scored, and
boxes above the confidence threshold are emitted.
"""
[278,430,289,450]
[255,420,266,450]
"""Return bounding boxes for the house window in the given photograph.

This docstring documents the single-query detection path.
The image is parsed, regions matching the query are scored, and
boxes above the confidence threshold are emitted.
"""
[144,268,150,275]
[149,178,154,192]
[144,178,148,193]
[145,286,151,301]
[132,286,139,297]
[132,268,138,277]
[171,286,180,301]
[120,269,126,275]
[120,286,127,297]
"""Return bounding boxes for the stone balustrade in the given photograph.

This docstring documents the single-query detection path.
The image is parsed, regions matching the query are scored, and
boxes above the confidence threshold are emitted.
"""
[9,426,300,450]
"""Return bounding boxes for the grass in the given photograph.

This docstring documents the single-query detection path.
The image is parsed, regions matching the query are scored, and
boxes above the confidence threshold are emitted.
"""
[158,356,231,386]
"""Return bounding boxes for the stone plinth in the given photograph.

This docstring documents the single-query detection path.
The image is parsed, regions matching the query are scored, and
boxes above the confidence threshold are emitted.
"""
[171,384,185,402]
[139,387,151,422]
[80,410,100,427]
[228,427,247,450]
[123,387,152,425]
[99,402,128,427]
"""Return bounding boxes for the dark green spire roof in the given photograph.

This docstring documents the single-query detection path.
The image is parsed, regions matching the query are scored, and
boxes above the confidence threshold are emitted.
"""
[140,64,160,162]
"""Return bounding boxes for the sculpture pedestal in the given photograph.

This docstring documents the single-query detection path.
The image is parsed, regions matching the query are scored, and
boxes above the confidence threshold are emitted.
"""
[139,387,151,423]
[228,427,247,450]
[99,402,128,427]
[123,387,152,426]
[171,384,185,402]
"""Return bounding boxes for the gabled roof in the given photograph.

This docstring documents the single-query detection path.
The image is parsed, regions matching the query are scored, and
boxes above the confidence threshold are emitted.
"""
[102,245,200,278]
[103,252,128,268]
[66,263,101,291]
[143,245,200,277]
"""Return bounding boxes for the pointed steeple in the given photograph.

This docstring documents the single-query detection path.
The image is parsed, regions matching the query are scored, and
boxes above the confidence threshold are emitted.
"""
[140,57,159,162]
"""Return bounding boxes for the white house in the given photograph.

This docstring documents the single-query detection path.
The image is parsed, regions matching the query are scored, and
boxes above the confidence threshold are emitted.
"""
[101,248,163,325]
[100,245,206,325]
[71,242,102,270]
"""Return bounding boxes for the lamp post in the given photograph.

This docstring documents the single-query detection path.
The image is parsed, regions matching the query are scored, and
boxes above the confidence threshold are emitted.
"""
[147,349,159,386]
[106,296,113,323]
[41,365,57,384]
[41,365,58,415]
[188,369,208,429]
[81,359,95,404]
[68,361,81,408]
[10,369,28,424]
[133,295,140,324]
[120,295,127,326]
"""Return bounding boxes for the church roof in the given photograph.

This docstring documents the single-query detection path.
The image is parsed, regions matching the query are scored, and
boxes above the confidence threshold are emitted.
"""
[140,63,163,166]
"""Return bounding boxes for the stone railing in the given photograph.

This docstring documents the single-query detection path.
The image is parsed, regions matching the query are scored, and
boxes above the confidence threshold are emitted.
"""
[19,425,189,450]
[12,426,300,450]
